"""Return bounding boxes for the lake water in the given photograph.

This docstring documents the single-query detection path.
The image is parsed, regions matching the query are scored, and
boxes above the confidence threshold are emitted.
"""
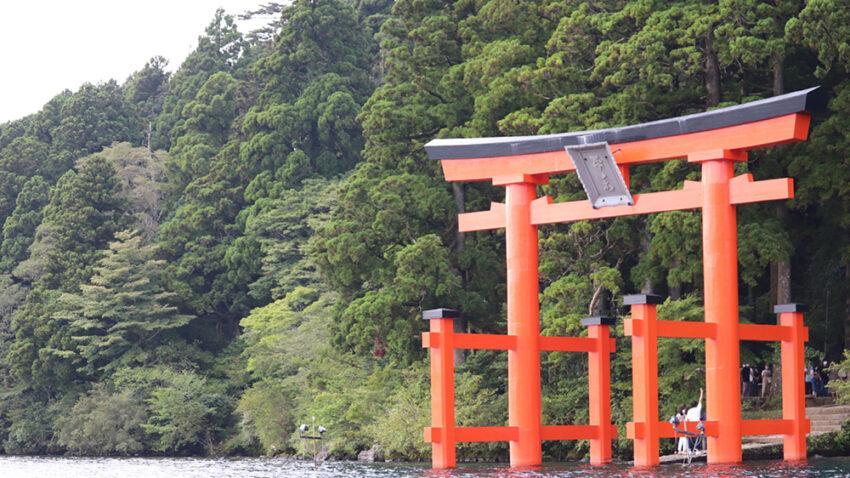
[1,456,850,477]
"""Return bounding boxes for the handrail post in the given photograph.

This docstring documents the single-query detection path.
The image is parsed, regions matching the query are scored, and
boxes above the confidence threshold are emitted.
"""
[776,303,809,461]
[423,308,459,469]
[624,294,663,467]
[582,316,617,465]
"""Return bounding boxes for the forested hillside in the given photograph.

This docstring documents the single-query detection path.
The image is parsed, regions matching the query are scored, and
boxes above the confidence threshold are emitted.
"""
[0,0,848,461]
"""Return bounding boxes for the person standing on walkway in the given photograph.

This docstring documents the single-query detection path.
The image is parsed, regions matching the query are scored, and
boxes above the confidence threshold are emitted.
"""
[761,365,772,398]
[806,366,814,395]
[741,363,751,398]
[822,360,831,390]
[686,388,704,451]
[674,406,688,453]
[749,366,758,397]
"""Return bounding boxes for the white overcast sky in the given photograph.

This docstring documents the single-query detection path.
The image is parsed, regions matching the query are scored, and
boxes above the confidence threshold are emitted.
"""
[0,1,266,123]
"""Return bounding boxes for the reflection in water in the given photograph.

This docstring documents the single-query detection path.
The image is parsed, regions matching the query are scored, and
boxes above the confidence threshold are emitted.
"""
[0,456,848,478]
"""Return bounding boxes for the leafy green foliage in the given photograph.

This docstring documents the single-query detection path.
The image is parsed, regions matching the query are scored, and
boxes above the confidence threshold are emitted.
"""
[144,370,232,454]
[0,176,49,271]
[15,154,128,289]
[57,230,193,378]
[56,384,148,456]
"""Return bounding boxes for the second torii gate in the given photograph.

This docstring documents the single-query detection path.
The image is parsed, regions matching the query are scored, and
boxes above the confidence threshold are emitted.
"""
[422,87,819,468]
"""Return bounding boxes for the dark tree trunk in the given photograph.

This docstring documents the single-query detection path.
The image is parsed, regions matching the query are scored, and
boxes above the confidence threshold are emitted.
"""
[640,222,654,294]
[771,56,791,323]
[451,182,466,366]
[748,286,756,322]
[773,202,792,310]
[773,52,785,97]
[845,265,850,353]
[670,259,682,300]
[704,27,721,107]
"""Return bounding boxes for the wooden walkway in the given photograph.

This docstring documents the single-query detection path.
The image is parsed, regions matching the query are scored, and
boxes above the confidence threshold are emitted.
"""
[657,442,782,465]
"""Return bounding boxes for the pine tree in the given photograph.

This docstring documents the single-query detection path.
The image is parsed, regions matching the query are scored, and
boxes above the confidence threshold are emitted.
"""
[14,154,128,289]
[58,230,193,378]
[0,175,49,272]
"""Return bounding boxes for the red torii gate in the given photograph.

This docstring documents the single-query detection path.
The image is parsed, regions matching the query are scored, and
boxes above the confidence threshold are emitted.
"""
[421,87,818,469]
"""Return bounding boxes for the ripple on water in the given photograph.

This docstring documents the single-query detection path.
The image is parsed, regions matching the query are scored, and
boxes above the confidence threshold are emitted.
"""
[0,456,849,478]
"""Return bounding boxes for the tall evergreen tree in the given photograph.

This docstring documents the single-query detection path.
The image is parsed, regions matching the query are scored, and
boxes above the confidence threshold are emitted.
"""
[57,230,194,378]
[14,154,128,289]
[154,9,248,150]
[0,176,50,272]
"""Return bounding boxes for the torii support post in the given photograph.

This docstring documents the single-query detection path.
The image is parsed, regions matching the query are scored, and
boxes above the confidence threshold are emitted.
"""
[690,149,744,463]
[776,303,809,461]
[623,294,662,467]
[583,316,616,465]
[423,308,458,469]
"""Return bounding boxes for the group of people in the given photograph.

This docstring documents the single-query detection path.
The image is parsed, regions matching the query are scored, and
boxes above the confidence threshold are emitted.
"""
[806,360,841,397]
[668,359,848,456]
[669,388,705,454]
[742,360,845,399]
[740,363,772,399]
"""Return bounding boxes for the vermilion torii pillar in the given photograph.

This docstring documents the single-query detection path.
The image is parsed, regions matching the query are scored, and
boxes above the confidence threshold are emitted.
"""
[423,87,819,468]
[694,149,745,462]
[505,179,543,465]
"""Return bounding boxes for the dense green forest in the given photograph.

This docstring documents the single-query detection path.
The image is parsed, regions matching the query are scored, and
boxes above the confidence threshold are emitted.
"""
[0,0,849,461]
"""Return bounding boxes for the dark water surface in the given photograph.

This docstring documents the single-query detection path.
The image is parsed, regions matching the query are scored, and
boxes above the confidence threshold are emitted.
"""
[2,456,850,477]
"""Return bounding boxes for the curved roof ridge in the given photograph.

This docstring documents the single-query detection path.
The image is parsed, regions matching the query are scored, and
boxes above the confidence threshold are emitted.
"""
[425,87,821,161]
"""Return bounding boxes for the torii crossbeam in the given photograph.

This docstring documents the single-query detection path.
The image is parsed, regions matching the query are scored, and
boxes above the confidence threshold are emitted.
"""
[422,87,819,468]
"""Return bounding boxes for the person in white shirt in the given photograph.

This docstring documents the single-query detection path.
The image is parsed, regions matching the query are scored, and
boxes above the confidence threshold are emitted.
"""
[685,387,704,451]
[675,406,689,453]
[685,387,703,421]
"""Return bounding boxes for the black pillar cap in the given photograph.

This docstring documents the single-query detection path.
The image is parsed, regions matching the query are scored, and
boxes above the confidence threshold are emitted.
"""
[422,308,460,320]
[773,303,808,314]
[622,294,664,305]
[580,316,618,327]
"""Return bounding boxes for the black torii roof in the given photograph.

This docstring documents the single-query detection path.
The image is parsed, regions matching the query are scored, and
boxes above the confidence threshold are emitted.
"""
[424,87,821,161]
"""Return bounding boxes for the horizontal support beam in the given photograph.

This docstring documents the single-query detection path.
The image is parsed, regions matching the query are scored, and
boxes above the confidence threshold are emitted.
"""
[621,321,810,342]
[531,185,702,225]
[423,332,615,352]
[657,320,717,339]
[741,419,810,436]
[428,424,622,443]
[739,323,809,342]
[421,332,517,350]
[624,319,717,339]
[458,175,793,230]
[729,174,794,204]
[739,323,790,342]
[440,113,811,182]
[458,202,505,232]
[627,421,718,439]
[540,336,615,353]
[541,424,618,441]
[454,333,516,350]
[425,427,519,443]
[425,426,520,443]
[457,426,518,442]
